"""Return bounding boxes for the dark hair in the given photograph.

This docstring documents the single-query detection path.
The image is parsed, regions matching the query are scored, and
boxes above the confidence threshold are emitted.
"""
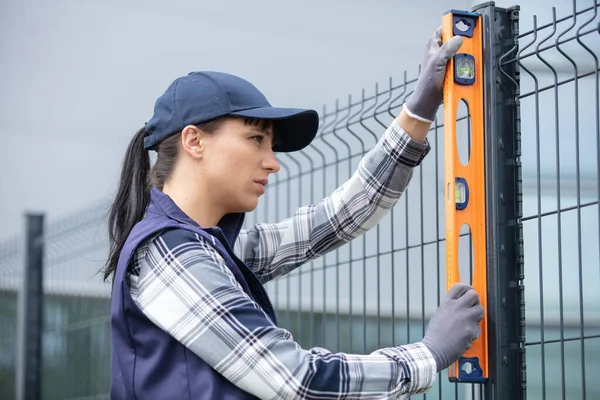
[103,117,274,282]
[103,119,224,282]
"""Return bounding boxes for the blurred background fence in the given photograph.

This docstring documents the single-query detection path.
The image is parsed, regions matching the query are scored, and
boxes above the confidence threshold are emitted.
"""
[515,1,600,399]
[1,1,599,399]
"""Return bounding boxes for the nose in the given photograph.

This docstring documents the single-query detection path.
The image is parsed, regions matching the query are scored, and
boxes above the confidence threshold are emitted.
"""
[263,150,280,173]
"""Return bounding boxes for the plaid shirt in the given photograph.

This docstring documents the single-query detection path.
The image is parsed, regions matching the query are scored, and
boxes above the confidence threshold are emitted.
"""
[129,118,437,399]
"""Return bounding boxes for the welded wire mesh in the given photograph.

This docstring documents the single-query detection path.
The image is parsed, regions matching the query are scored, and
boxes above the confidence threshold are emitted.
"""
[504,1,600,399]
[0,76,476,400]
[39,201,112,399]
[0,201,112,400]
[0,2,598,399]
[0,234,23,400]
[250,75,478,399]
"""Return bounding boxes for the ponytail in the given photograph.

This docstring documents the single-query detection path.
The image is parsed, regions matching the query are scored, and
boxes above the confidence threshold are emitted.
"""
[103,127,151,282]
[102,116,241,282]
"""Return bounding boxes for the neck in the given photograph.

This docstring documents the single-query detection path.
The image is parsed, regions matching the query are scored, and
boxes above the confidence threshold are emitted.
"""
[162,177,224,228]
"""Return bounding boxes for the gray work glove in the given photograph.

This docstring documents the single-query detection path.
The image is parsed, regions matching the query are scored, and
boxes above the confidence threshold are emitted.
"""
[404,26,464,123]
[422,282,484,372]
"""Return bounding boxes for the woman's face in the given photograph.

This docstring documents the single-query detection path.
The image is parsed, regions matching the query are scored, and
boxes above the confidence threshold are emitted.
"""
[198,118,280,214]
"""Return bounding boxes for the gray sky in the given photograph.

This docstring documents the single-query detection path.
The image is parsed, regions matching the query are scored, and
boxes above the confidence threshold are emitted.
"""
[1,0,475,240]
[0,0,593,240]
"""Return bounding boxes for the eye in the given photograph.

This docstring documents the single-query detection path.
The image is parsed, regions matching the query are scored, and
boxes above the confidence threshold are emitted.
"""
[251,135,264,144]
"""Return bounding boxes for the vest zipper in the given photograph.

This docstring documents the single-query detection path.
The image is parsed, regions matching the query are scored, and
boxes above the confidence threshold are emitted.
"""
[214,229,278,326]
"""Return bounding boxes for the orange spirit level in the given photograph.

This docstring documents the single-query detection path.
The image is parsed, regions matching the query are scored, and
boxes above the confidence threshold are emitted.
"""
[442,9,488,383]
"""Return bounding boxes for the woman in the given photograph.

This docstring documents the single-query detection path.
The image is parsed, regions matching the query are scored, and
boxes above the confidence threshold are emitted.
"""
[105,27,484,399]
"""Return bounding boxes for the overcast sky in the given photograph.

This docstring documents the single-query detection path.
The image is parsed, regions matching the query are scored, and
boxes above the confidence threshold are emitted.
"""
[1,0,594,240]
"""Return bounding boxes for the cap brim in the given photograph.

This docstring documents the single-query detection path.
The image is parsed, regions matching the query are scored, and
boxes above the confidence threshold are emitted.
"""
[230,107,319,152]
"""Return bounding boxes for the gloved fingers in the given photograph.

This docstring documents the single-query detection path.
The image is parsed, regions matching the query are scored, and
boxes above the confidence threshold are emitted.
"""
[460,289,480,307]
[433,25,443,47]
[473,324,482,339]
[477,307,485,322]
[438,35,463,61]
[469,305,485,322]
[423,26,443,59]
[447,282,473,299]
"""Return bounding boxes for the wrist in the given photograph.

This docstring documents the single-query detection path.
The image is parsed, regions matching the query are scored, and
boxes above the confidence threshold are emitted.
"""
[421,337,445,373]
[397,106,433,143]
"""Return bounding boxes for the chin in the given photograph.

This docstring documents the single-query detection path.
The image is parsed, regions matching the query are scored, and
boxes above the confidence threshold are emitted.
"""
[234,199,260,214]
[244,201,260,213]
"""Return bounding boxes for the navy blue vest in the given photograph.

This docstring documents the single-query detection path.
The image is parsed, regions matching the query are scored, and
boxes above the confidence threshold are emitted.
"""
[110,188,277,399]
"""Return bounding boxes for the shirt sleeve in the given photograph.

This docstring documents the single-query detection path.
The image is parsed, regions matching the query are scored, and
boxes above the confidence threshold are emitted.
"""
[129,228,437,400]
[235,117,430,283]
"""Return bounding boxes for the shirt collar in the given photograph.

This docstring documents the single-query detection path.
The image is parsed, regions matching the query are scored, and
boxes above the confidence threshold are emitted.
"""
[147,187,245,247]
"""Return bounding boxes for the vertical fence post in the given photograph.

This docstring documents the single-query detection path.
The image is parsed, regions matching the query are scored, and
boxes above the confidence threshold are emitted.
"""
[472,2,526,399]
[15,213,45,400]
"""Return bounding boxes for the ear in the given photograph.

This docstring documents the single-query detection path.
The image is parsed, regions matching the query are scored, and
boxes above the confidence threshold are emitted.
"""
[180,125,204,159]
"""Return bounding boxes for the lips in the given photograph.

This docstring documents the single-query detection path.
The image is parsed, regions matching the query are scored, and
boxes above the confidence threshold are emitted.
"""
[255,179,268,187]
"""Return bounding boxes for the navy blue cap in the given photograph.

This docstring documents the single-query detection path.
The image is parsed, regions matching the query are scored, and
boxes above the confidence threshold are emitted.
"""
[143,71,319,152]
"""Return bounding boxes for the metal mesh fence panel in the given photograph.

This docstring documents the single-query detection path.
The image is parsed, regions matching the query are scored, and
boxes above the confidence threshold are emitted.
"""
[511,2,600,399]
[0,2,598,398]
[0,235,23,400]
